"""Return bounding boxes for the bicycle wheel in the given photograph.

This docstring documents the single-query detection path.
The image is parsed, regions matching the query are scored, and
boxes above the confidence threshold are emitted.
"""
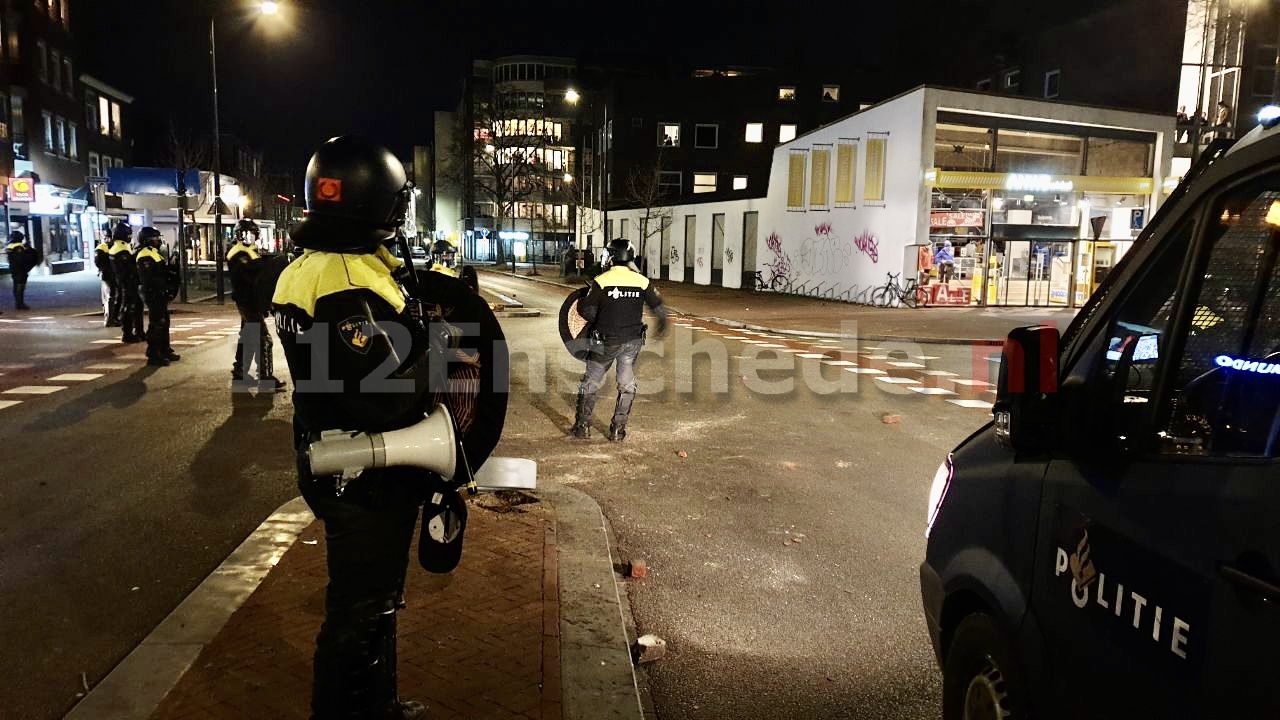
[870,286,891,307]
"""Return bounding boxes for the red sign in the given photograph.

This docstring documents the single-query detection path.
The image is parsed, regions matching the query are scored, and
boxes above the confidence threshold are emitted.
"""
[929,210,985,229]
[9,177,34,202]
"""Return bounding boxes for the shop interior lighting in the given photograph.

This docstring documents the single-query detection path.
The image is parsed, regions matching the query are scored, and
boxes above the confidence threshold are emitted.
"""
[992,197,1005,211]
[1022,194,1035,203]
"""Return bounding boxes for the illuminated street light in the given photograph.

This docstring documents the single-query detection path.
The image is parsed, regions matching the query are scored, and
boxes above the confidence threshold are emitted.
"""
[565,88,580,104]
[484,144,496,154]
[260,1,280,14]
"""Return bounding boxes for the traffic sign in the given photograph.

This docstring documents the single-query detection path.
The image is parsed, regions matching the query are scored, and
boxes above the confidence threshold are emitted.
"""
[85,175,110,185]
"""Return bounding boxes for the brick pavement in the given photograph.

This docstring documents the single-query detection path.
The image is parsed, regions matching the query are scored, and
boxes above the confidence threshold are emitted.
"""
[151,496,560,720]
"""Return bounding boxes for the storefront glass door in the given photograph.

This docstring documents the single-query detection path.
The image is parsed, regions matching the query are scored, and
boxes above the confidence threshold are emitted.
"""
[989,240,1075,307]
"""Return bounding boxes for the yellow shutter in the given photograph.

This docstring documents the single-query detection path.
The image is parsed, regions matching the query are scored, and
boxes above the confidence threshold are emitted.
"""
[787,151,806,209]
[835,142,856,204]
[864,138,886,202]
[810,147,830,209]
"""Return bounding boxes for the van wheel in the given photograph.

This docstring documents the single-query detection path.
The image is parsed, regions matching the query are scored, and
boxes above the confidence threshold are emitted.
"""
[943,612,1024,720]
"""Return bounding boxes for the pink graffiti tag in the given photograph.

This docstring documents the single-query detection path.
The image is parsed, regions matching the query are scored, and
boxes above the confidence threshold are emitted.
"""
[853,231,879,264]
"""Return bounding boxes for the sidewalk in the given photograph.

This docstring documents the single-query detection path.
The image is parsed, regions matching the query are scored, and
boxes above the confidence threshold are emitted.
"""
[66,485,644,720]
[491,267,1076,344]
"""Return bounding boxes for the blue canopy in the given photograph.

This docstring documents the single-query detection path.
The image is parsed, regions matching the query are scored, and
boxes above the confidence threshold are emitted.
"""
[106,168,202,196]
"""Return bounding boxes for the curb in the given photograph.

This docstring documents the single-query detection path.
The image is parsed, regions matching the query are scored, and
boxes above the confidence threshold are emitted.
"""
[483,271,1005,345]
[64,483,645,720]
[64,497,314,720]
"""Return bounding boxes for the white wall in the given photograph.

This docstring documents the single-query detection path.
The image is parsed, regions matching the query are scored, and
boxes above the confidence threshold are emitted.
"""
[604,196,767,285]
[757,89,927,300]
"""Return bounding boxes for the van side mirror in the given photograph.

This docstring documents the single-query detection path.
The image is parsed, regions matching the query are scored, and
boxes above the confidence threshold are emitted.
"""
[993,325,1061,452]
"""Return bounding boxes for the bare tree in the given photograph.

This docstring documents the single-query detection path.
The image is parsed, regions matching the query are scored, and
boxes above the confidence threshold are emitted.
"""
[471,91,557,269]
[623,151,673,274]
[159,118,210,181]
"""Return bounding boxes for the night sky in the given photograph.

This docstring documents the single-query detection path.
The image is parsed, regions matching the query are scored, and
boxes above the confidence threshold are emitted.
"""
[72,0,1118,182]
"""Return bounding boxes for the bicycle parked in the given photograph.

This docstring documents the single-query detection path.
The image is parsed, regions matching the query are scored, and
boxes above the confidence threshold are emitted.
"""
[752,270,790,293]
[869,272,928,308]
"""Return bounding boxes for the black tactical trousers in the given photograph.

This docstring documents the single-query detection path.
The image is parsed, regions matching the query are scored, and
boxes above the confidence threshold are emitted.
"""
[120,289,144,341]
[144,296,170,360]
[299,470,422,720]
[233,304,274,378]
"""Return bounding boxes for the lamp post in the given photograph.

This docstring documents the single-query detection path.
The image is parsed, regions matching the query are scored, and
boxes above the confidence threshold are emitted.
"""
[210,1,280,304]
[565,88,608,260]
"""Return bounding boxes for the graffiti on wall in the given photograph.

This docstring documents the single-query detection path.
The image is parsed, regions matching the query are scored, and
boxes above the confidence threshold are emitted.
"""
[797,222,852,276]
[764,232,794,286]
[852,230,879,264]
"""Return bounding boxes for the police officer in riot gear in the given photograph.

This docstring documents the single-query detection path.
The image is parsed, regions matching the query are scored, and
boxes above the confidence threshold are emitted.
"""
[94,223,121,326]
[428,239,458,277]
[108,222,145,343]
[227,218,284,390]
[135,227,180,366]
[572,237,668,441]
[272,136,507,720]
[5,231,35,310]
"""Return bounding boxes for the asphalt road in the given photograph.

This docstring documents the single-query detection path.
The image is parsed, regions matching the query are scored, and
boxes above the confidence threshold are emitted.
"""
[0,297,298,720]
[482,272,992,720]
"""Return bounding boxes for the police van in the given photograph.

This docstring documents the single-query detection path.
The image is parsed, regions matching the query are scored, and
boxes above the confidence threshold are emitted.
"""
[921,112,1280,719]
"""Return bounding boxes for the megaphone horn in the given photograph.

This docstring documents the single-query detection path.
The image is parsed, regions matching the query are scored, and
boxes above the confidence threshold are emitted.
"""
[307,405,456,480]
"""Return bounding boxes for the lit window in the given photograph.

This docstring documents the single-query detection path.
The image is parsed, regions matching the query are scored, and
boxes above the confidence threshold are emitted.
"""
[54,116,65,155]
[694,124,718,149]
[778,86,796,101]
[88,151,99,176]
[98,96,109,136]
[658,122,680,147]
[111,102,121,140]
[745,122,763,143]
[693,173,716,193]
[68,121,76,159]
[41,111,51,152]
[822,85,840,102]
[1004,69,1021,91]
[779,124,797,143]
[733,175,748,190]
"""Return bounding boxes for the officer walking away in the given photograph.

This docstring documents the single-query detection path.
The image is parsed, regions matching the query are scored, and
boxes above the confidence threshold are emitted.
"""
[108,222,145,343]
[572,237,668,441]
[272,136,507,720]
[428,239,458,277]
[227,218,284,390]
[6,230,36,310]
[94,223,121,326]
[135,227,181,366]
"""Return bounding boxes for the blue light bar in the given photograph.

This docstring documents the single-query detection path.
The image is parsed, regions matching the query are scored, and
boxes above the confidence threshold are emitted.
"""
[1258,105,1280,129]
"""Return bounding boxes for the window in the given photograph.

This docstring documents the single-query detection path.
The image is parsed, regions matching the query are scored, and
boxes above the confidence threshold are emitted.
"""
[976,78,992,91]
[88,151,99,177]
[822,85,840,102]
[84,93,97,132]
[864,135,887,203]
[745,122,763,143]
[7,20,17,60]
[779,124,797,143]
[733,175,748,190]
[810,145,831,209]
[631,117,643,128]
[1157,180,1280,457]
[658,171,681,196]
[1253,46,1277,97]
[111,101,122,140]
[11,95,24,138]
[68,121,76,159]
[98,96,109,136]
[49,49,59,90]
[658,122,680,147]
[48,0,56,20]
[787,149,807,209]
[41,111,51,152]
[60,0,68,28]
[0,93,7,140]
[1004,69,1021,92]
[36,40,46,82]
[835,140,857,206]
[620,218,628,237]
[54,116,64,155]
[694,124,718,149]
[693,172,716,193]
[778,86,796,101]
[1043,69,1061,99]
[63,58,72,95]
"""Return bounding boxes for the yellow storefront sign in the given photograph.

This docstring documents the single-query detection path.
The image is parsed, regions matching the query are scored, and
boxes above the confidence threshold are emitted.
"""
[926,168,1154,195]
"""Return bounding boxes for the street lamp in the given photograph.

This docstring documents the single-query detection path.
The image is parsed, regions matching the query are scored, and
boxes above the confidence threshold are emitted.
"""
[565,87,609,254]
[210,1,280,304]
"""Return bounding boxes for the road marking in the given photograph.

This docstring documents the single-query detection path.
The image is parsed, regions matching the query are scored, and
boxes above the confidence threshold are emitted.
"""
[757,343,786,348]
[32,353,73,359]
[842,367,883,374]
[886,361,927,369]
[48,373,104,382]
[85,363,131,370]
[0,318,21,323]
[741,340,769,345]
[796,353,829,359]
[169,340,204,346]
[950,379,992,388]
[0,399,21,410]
[949,399,994,410]
[187,335,223,341]
[3,385,67,395]
[116,353,148,360]
[821,360,856,366]
[914,355,942,361]
[874,376,921,385]
[27,316,54,320]
[909,387,957,396]
[91,339,122,344]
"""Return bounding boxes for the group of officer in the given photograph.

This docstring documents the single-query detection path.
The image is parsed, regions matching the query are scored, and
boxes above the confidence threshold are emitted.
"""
[4,230,37,311]
[94,221,180,366]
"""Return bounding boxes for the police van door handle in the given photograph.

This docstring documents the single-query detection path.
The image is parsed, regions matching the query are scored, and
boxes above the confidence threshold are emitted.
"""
[1220,564,1280,603]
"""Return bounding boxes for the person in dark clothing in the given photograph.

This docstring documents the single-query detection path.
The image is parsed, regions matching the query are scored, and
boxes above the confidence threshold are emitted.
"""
[135,226,181,366]
[94,224,121,326]
[572,237,668,441]
[271,136,508,720]
[5,231,36,310]
[108,222,145,343]
[228,218,284,390]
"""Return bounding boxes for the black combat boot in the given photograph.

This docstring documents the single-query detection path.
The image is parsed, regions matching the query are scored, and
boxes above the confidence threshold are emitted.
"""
[378,611,426,719]
[571,391,596,439]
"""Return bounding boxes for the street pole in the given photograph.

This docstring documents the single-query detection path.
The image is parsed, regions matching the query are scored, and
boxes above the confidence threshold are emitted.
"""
[210,16,225,304]
[602,100,609,245]
[177,170,188,304]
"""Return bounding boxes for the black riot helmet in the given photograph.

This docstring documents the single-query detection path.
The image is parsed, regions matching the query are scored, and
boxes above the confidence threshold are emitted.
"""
[111,221,132,241]
[292,136,412,251]
[606,237,635,267]
[138,226,163,247]
[235,218,260,243]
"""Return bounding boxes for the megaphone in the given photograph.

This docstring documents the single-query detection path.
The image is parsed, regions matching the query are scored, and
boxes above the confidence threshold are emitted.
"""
[308,405,457,481]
